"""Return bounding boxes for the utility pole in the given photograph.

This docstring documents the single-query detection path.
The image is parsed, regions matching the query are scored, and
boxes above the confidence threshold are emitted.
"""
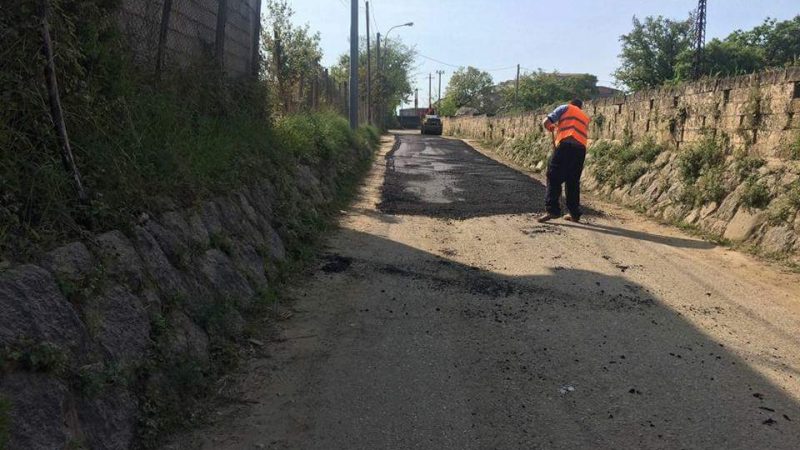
[366,1,371,125]
[436,70,445,104]
[414,88,419,112]
[376,33,381,126]
[515,64,520,107]
[428,73,432,109]
[692,0,707,80]
[349,0,358,129]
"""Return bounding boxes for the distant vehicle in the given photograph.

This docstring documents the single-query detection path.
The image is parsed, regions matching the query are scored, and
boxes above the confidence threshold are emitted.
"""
[421,115,443,135]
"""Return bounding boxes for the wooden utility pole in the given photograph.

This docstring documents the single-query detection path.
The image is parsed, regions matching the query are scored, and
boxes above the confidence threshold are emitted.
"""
[349,0,359,129]
[40,0,87,202]
[436,70,445,104]
[515,64,520,107]
[366,1,372,125]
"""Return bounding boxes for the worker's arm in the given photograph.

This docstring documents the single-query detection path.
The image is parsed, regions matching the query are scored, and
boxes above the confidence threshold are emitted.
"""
[543,104,568,132]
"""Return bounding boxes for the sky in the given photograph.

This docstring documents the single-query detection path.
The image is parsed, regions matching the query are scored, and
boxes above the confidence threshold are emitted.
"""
[287,0,798,108]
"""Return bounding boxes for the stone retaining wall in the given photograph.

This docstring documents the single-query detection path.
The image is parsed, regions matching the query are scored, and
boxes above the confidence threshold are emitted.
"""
[444,69,800,261]
[0,144,371,449]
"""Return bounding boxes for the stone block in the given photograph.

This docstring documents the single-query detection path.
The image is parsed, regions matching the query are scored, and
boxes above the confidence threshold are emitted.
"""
[724,208,767,242]
[0,265,87,353]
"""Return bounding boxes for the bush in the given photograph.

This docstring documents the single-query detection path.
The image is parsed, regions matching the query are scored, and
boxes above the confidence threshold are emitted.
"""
[678,134,726,183]
[734,155,766,181]
[588,140,621,185]
[741,178,771,210]
[696,167,728,205]
[767,181,800,224]
[588,136,664,187]
[788,133,800,160]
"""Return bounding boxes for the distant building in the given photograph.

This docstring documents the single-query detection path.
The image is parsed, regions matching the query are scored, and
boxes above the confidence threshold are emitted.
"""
[594,85,624,98]
[397,108,428,129]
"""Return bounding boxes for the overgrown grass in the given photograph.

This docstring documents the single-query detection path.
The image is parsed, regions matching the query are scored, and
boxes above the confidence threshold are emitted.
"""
[788,133,800,160]
[502,131,553,169]
[741,177,772,210]
[677,134,726,183]
[674,134,733,207]
[589,136,666,187]
[0,0,380,262]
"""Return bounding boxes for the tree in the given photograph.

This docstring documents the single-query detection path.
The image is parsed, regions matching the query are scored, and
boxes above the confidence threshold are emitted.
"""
[502,71,598,112]
[332,38,415,127]
[761,16,800,67]
[676,38,766,78]
[614,15,693,90]
[441,67,494,114]
[262,0,323,112]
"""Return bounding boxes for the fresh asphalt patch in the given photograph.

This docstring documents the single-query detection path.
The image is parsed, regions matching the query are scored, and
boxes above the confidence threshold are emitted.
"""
[378,134,547,219]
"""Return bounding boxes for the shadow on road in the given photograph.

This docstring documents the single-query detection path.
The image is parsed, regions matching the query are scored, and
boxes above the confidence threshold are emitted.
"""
[286,227,800,449]
[557,221,717,250]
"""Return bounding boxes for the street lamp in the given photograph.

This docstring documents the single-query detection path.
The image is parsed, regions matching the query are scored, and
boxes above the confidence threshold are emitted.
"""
[382,22,413,69]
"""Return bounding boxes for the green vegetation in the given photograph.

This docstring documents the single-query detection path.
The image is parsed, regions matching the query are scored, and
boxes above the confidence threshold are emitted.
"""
[741,178,772,210]
[500,131,553,170]
[767,181,800,224]
[615,14,800,89]
[0,0,382,261]
[787,133,800,160]
[675,134,730,207]
[734,154,766,181]
[501,71,598,114]
[2,1,382,446]
[438,67,598,116]
[614,15,694,91]
[677,134,726,183]
[0,342,69,376]
[589,136,666,187]
[437,67,497,116]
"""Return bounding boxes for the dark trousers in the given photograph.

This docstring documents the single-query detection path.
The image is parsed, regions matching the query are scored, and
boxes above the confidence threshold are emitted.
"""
[545,140,586,217]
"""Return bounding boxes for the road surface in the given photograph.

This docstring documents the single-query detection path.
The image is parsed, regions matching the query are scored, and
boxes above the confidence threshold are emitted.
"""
[166,132,800,449]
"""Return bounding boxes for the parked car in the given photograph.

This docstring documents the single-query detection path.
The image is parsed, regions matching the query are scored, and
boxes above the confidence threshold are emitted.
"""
[421,115,443,135]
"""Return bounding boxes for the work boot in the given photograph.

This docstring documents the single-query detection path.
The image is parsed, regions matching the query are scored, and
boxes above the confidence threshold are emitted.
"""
[536,213,558,223]
[563,214,581,223]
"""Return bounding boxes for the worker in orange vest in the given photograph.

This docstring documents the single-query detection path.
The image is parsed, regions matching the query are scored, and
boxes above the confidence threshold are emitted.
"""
[537,99,591,223]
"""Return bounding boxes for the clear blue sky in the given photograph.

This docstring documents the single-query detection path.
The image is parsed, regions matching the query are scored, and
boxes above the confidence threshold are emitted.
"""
[287,0,798,107]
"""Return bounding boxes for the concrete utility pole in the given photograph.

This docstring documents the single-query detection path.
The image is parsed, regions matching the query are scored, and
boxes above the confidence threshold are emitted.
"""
[515,64,520,107]
[349,0,359,129]
[428,73,432,109]
[366,1,371,125]
[436,70,445,104]
[376,33,381,126]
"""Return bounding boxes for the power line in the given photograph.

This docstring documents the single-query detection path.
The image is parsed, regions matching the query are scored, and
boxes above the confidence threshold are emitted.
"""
[370,1,380,34]
[418,53,518,73]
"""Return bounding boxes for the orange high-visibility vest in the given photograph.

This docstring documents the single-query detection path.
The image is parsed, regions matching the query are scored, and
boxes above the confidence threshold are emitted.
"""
[555,105,590,147]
